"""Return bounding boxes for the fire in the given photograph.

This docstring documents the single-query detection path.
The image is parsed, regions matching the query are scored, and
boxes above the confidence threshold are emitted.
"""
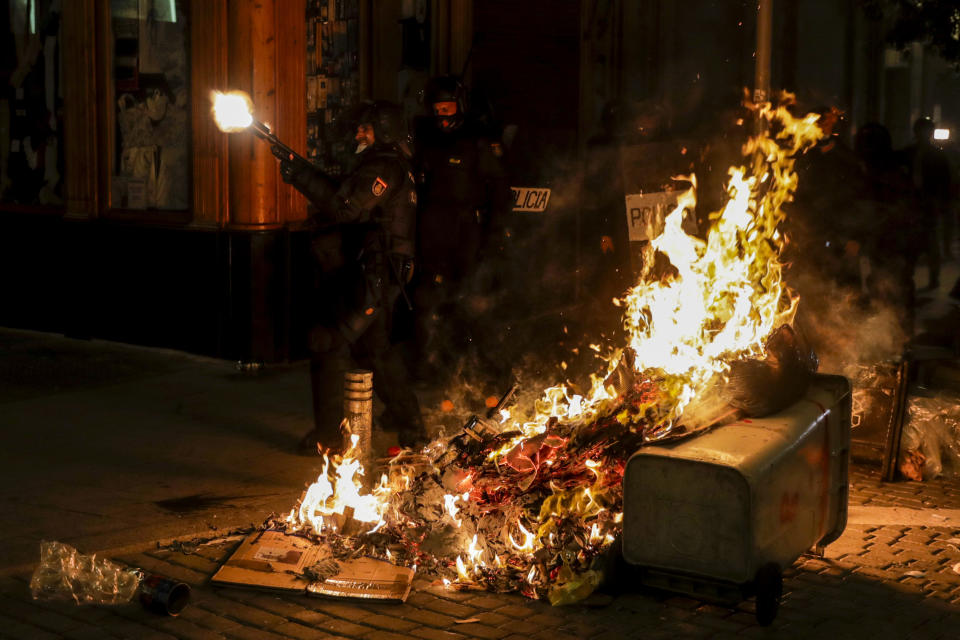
[486,98,823,442]
[282,95,825,603]
[455,534,488,583]
[509,520,537,553]
[443,493,463,527]
[286,432,396,535]
[211,90,254,132]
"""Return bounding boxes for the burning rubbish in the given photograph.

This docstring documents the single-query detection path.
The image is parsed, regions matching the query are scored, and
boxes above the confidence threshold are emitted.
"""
[30,540,191,616]
[215,94,826,604]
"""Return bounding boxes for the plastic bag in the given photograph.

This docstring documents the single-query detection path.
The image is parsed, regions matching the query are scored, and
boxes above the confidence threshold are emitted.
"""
[898,394,960,480]
[547,567,602,606]
[29,541,142,606]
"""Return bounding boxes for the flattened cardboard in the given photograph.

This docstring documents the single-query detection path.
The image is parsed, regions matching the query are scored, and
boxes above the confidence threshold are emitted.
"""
[211,530,414,602]
[210,530,322,593]
[306,556,413,603]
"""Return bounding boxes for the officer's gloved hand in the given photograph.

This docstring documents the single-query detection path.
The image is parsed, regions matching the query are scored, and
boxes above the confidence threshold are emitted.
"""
[276,148,312,188]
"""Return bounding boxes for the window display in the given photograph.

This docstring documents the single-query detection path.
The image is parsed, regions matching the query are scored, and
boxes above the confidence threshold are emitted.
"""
[110,0,189,211]
[0,0,64,208]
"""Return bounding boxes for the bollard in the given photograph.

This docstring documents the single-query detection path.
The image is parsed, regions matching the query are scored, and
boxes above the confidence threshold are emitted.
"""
[343,370,373,475]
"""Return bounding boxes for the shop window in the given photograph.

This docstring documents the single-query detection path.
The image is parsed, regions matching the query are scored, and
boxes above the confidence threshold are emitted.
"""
[109,0,189,211]
[0,0,64,208]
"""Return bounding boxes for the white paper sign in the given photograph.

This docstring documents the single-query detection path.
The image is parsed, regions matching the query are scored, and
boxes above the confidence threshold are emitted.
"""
[624,191,679,242]
[126,179,147,210]
[511,187,551,212]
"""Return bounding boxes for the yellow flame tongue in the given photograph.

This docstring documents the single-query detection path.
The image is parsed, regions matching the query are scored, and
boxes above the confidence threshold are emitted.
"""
[618,100,823,422]
[481,99,825,445]
[286,432,401,536]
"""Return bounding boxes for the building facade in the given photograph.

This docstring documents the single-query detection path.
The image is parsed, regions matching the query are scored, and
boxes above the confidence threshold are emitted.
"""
[1,0,950,362]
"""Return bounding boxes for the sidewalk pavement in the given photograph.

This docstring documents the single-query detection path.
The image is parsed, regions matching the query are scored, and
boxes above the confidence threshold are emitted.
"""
[0,329,314,574]
[2,277,960,638]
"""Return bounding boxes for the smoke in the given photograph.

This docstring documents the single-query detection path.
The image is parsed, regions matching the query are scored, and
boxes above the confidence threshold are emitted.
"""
[789,265,909,379]
[407,149,628,427]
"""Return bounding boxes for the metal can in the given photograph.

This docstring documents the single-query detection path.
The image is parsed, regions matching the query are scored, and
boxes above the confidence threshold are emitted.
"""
[138,573,191,616]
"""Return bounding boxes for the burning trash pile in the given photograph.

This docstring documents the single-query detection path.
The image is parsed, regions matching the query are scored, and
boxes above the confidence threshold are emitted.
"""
[270,97,825,605]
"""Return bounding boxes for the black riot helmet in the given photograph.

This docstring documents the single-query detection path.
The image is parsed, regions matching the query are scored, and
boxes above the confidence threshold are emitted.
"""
[423,75,468,132]
[339,100,412,156]
[357,100,409,146]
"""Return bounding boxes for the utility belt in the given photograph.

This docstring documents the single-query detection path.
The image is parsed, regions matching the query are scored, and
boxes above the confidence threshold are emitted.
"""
[371,250,414,311]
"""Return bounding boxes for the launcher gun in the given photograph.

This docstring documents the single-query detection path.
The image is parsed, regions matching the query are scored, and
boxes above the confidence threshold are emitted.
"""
[249,119,312,169]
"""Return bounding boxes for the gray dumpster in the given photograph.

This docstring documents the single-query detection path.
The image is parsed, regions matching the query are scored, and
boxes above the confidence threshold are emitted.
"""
[622,374,851,624]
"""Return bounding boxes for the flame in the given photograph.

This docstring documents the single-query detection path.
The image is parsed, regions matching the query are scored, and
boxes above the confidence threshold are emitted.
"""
[282,97,825,598]
[455,534,488,583]
[286,432,398,536]
[455,556,470,582]
[454,98,823,590]
[443,494,462,527]
[483,98,823,447]
[509,520,537,553]
[211,90,254,132]
[589,523,602,544]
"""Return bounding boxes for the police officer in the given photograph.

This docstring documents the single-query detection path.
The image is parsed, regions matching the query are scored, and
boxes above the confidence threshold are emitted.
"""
[279,100,427,453]
[412,75,510,382]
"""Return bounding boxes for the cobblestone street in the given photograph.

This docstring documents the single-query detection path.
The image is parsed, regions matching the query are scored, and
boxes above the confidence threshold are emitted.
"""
[2,466,958,640]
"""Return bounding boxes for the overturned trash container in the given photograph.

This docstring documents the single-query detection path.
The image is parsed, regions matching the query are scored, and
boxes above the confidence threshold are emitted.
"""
[621,374,851,625]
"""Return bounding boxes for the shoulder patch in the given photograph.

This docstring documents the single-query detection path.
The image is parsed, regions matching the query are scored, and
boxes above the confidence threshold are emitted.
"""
[372,177,388,197]
[447,156,462,166]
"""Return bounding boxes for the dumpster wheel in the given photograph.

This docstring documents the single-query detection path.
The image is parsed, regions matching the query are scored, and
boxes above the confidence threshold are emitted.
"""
[753,563,782,626]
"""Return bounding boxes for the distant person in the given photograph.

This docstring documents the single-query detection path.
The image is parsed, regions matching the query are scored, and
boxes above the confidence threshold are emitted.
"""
[278,100,427,453]
[898,116,952,292]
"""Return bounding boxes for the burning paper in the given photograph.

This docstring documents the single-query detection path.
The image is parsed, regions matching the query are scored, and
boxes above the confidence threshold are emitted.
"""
[275,96,825,604]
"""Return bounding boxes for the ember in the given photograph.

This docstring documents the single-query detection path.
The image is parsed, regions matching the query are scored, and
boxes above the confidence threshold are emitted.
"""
[280,96,825,604]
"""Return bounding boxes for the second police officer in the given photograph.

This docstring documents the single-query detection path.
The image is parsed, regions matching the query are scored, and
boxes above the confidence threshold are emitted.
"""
[411,75,511,383]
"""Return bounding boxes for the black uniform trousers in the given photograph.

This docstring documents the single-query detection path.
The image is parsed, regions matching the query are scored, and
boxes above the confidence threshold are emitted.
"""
[309,271,423,448]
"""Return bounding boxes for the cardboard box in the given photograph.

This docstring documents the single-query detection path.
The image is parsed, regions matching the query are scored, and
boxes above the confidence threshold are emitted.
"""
[211,530,414,603]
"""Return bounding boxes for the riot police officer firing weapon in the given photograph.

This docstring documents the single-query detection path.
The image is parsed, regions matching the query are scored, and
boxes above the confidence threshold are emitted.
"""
[277,100,427,454]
